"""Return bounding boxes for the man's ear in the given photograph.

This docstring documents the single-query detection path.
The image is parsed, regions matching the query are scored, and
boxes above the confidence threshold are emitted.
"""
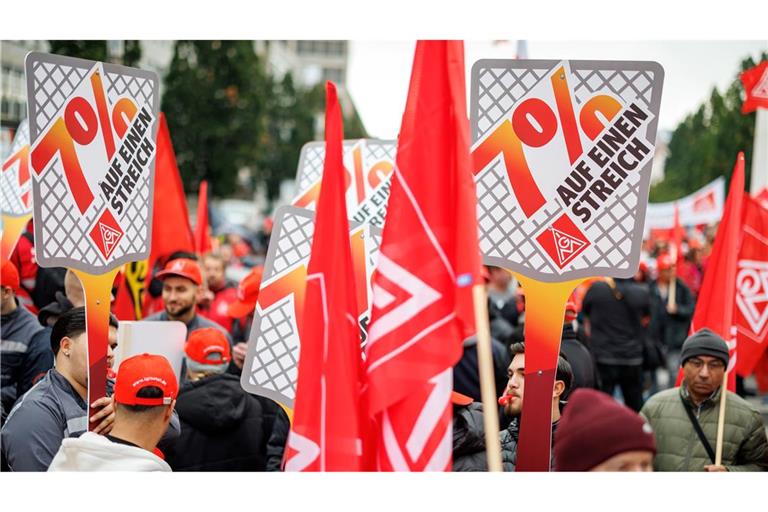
[164,400,176,422]
[553,380,565,400]
[60,336,73,356]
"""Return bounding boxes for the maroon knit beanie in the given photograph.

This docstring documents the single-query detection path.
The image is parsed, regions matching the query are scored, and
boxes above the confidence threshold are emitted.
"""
[554,388,656,471]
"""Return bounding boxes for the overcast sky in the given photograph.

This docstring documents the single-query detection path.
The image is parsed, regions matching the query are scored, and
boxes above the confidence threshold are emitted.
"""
[347,40,768,139]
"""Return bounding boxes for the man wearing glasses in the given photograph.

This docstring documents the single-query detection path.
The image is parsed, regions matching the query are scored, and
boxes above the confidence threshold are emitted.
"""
[640,329,768,471]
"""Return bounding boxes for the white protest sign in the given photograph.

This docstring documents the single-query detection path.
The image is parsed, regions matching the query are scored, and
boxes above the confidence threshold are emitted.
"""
[113,321,188,382]
[470,59,664,282]
[26,53,160,274]
[240,205,381,408]
[292,139,395,228]
[644,177,724,234]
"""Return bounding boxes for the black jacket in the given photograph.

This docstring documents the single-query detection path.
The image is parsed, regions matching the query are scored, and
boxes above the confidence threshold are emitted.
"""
[1,301,47,420]
[453,336,511,404]
[164,373,281,471]
[560,324,598,391]
[648,278,694,351]
[265,406,290,471]
[582,279,650,365]
[452,402,488,471]
[499,417,559,471]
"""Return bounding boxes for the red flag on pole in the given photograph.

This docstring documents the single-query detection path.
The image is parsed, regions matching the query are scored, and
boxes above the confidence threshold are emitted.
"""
[283,82,365,471]
[194,179,212,255]
[684,153,746,392]
[740,61,768,114]
[734,196,768,376]
[363,40,482,471]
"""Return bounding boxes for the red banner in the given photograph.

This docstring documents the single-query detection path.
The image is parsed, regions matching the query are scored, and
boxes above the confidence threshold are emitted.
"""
[735,196,768,375]
[741,61,768,114]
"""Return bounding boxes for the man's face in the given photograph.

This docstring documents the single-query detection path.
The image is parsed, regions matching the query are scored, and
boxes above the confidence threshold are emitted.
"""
[591,450,654,472]
[504,353,526,416]
[68,326,119,388]
[683,354,726,400]
[204,257,226,291]
[162,276,198,319]
[489,267,512,290]
[657,267,673,284]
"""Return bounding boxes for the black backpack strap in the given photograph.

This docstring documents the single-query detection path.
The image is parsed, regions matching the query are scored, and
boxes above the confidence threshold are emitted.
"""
[679,394,716,464]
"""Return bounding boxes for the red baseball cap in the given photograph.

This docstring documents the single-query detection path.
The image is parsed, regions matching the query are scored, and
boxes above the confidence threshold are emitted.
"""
[227,266,263,318]
[1,259,20,291]
[114,354,178,406]
[185,328,232,365]
[656,253,675,271]
[156,258,203,286]
[451,391,474,406]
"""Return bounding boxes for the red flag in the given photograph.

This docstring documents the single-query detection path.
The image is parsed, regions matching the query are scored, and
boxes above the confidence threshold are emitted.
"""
[363,41,482,471]
[685,153,746,392]
[734,196,768,376]
[740,61,768,114]
[283,82,365,471]
[193,180,212,255]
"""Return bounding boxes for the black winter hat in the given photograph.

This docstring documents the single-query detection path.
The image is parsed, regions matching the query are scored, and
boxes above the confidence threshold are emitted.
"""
[680,328,729,367]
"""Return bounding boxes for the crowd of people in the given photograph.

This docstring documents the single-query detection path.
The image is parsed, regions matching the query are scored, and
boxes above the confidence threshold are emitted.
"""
[1,222,767,472]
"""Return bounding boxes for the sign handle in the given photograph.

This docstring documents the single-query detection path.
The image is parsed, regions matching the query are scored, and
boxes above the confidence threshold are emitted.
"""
[513,273,585,471]
[472,284,503,471]
[715,372,728,466]
[72,268,120,431]
[1,213,32,261]
[668,276,677,309]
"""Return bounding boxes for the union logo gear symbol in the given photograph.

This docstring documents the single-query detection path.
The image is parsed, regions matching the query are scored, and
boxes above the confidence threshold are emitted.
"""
[536,214,590,269]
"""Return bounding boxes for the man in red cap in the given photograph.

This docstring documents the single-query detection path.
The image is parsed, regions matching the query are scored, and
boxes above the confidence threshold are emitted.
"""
[1,259,45,422]
[648,252,694,388]
[555,388,656,471]
[163,327,282,471]
[199,253,239,333]
[226,266,263,370]
[144,258,231,344]
[48,353,178,471]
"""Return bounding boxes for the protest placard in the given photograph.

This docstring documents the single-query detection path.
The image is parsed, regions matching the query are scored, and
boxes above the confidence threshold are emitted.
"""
[240,205,380,408]
[292,139,395,228]
[26,53,159,427]
[470,59,664,469]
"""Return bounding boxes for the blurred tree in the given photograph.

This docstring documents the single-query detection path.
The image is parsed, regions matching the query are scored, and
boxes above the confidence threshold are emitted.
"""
[650,51,767,201]
[161,41,268,197]
[47,40,142,66]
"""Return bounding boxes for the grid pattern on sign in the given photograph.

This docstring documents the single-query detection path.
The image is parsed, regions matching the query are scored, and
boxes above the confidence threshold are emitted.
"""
[1,121,30,216]
[263,211,314,282]
[247,298,300,403]
[38,156,104,265]
[363,140,396,167]
[0,162,26,215]
[476,158,562,274]
[473,66,550,141]
[29,58,156,268]
[472,62,658,275]
[296,143,325,192]
[103,70,156,255]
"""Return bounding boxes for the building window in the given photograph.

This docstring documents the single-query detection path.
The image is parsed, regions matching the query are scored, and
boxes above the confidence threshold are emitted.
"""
[323,68,343,85]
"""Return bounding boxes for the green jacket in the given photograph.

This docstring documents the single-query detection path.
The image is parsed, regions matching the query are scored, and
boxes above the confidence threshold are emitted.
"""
[640,385,768,472]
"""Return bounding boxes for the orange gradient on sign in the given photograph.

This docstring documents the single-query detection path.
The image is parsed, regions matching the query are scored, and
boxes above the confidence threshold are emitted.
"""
[111,97,139,139]
[513,274,585,471]
[367,160,394,189]
[31,117,95,214]
[579,95,623,140]
[257,265,309,336]
[550,66,583,164]
[471,120,546,218]
[350,226,369,319]
[0,213,31,261]
[72,268,120,431]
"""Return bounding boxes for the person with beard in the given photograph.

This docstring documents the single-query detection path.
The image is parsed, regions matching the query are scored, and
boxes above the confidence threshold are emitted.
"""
[199,253,238,333]
[497,342,573,471]
[164,328,282,471]
[144,258,231,343]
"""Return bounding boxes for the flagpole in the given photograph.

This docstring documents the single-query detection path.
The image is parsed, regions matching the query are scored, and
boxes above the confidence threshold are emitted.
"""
[714,371,728,466]
[472,284,503,472]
